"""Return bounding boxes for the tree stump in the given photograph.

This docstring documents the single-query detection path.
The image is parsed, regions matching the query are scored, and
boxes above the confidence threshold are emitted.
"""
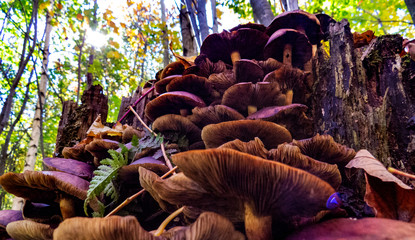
[117,86,154,128]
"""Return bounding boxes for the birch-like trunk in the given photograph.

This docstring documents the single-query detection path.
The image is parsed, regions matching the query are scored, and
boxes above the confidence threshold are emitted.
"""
[161,0,170,67]
[249,0,274,26]
[12,0,54,210]
[196,0,209,41]
[210,0,218,33]
[180,3,198,56]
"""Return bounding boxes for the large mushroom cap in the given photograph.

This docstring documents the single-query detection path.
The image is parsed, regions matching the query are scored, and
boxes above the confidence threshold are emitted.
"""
[160,61,185,79]
[188,105,244,129]
[155,75,182,94]
[0,210,23,239]
[52,216,159,240]
[152,114,202,145]
[229,22,266,32]
[193,54,229,78]
[145,91,206,121]
[6,220,54,240]
[315,13,336,41]
[266,10,323,45]
[202,120,292,149]
[166,74,213,101]
[234,59,264,83]
[218,137,269,159]
[206,70,236,95]
[264,29,312,69]
[43,157,94,180]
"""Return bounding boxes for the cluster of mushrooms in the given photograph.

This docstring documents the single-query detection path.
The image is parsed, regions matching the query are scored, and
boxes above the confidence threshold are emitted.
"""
[1,9,415,240]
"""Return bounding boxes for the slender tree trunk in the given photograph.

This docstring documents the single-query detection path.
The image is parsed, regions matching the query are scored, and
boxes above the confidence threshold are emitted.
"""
[185,0,201,49]
[249,0,274,26]
[180,3,197,56]
[196,0,209,41]
[160,0,170,67]
[86,0,98,89]
[210,0,218,33]
[76,31,86,105]
[12,0,53,210]
[405,0,415,26]
[0,1,38,135]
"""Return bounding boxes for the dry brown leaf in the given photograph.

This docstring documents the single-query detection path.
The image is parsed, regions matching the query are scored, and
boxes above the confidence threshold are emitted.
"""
[86,115,122,138]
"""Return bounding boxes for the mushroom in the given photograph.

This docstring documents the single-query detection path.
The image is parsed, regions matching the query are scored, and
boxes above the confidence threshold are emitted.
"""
[62,140,94,163]
[43,157,94,180]
[247,104,313,139]
[152,114,202,146]
[202,119,292,149]
[145,91,206,121]
[200,28,269,65]
[218,137,269,159]
[233,59,264,83]
[84,138,120,166]
[0,171,89,219]
[22,201,62,224]
[206,70,236,96]
[315,13,336,41]
[221,82,285,116]
[229,22,266,32]
[291,134,356,166]
[190,54,229,78]
[165,74,217,103]
[171,148,340,240]
[0,210,23,239]
[155,75,182,94]
[187,105,244,129]
[262,65,311,105]
[264,29,312,69]
[160,61,185,79]
[253,58,284,76]
[268,143,342,189]
[6,220,54,240]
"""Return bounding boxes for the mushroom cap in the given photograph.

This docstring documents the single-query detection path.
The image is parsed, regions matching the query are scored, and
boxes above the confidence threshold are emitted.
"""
[234,59,264,83]
[268,143,342,189]
[62,142,94,163]
[85,139,120,163]
[206,70,236,95]
[145,91,206,121]
[200,28,269,65]
[0,210,23,228]
[188,105,244,129]
[285,217,415,240]
[202,120,292,149]
[218,137,269,159]
[160,61,185,79]
[315,13,336,41]
[193,54,229,78]
[247,104,313,139]
[221,82,286,116]
[266,10,323,45]
[52,216,159,240]
[162,212,245,240]
[229,22,266,32]
[291,134,356,166]
[6,220,54,240]
[0,171,89,202]
[22,201,62,224]
[172,148,337,219]
[155,75,182,94]
[264,29,312,69]
[253,58,283,75]
[43,157,94,180]
[166,74,213,101]
[152,114,202,144]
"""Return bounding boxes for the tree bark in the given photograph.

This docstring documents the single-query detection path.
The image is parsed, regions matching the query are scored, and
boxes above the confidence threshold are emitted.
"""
[405,0,415,27]
[180,3,198,56]
[76,31,86,105]
[160,0,170,67]
[196,0,209,41]
[249,0,274,26]
[117,86,154,128]
[185,0,202,49]
[210,0,218,33]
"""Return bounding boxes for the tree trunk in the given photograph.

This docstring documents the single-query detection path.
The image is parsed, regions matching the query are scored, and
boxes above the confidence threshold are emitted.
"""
[160,0,170,67]
[210,0,218,33]
[311,19,415,216]
[281,0,298,11]
[405,0,415,27]
[196,0,209,41]
[249,0,274,26]
[180,3,198,56]
[76,31,86,105]
[185,0,202,49]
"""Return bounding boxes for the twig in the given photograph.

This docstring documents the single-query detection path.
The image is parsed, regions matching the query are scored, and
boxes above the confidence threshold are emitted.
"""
[128,106,175,171]
[388,167,415,180]
[105,166,178,218]
[118,86,155,122]
[154,206,185,236]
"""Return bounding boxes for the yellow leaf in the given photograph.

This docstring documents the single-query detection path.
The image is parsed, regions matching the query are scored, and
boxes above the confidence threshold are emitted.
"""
[109,21,116,28]
[216,8,223,19]
[76,13,83,21]
[39,2,50,11]
[110,41,120,49]
[113,26,119,34]
[127,0,134,7]
[51,19,58,27]
[56,3,63,9]
[120,22,126,28]
[107,51,115,58]
[113,51,121,59]
[48,10,55,17]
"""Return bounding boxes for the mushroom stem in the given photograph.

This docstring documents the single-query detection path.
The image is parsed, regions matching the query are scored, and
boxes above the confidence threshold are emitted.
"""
[312,44,317,58]
[247,105,258,115]
[285,89,293,105]
[231,51,241,65]
[59,197,77,219]
[244,203,272,240]
[179,108,189,117]
[283,44,292,66]
[154,206,184,236]
[388,167,415,180]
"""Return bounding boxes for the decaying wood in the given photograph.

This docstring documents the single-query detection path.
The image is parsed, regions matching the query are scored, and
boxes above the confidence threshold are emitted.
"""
[117,86,154,128]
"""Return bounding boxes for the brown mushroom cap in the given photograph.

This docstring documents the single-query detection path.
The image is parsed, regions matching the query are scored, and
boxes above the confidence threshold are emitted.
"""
[6,220,54,240]
[221,82,286,116]
[85,138,120,165]
[291,134,356,166]
[229,22,266,32]
[62,141,94,163]
[166,74,214,101]
[152,114,202,144]
[206,70,236,95]
[200,28,269,65]
[218,137,269,159]
[202,120,292,149]
[193,54,229,78]
[188,105,244,129]
[145,91,206,121]
[315,13,336,41]
[266,10,323,45]
[155,75,182,94]
[234,59,264,83]
[172,148,338,239]
[264,29,312,69]
[253,58,284,75]
[43,157,94,180]
[268,143,342,189]
[160,61,185,79]
[247,104,313,139]
[52,216,159,240]
[285,217,415,240]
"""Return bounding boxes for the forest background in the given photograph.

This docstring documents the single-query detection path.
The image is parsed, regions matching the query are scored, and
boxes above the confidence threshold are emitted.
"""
[0,0,414,209]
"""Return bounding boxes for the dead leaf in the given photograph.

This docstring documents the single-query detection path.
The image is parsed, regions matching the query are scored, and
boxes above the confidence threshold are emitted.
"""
[86,115,122,138]
[345,150,411,189]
